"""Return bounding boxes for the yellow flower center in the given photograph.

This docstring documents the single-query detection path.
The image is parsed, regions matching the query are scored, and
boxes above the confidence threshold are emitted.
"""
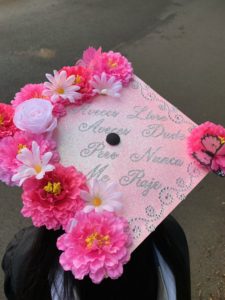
[218,136,225,144]
[85,232,110,248]
[56,87,65,94]
[17,144,27,154]
[43,181,61,195]
[0,114,4,126]
[75,75,83,84]
[92,196,102,207]
[34,164,42,174]
[107,59,118,68]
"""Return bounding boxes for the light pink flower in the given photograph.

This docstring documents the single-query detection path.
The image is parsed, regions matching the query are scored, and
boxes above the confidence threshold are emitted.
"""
[11,83,46,108]
[12,141,55,186]
[102,51,133,85]
[43,70,81,103]
[57,211,132,284]
[91,72,122,98]
[0,103,17,139]
[81,179,123,213]
[77,47,103,74]
[21,164,87,230]
[13,98,57,134]
[0,131,59,186]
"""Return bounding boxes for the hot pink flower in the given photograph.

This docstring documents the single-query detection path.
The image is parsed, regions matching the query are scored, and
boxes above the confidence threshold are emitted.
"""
[102,51,133,85]
[188,121,225,176]
[11,83,46,108]
[188,121,225,153]
[21,164,87,230]
[0,131,59,186]
[77,47,103,74]
[60,66,95,104]
[57,211,132,284]
[0,103,17,139]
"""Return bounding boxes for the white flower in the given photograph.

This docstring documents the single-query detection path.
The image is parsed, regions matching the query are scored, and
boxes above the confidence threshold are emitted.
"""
[13,98,57,134]
[43,70,81,103]
[91,72,122,97]
[12,141,55,186]
[80,178,123,213]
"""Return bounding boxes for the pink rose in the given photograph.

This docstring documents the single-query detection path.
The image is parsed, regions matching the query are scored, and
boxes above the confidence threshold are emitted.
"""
[13,98,57,134]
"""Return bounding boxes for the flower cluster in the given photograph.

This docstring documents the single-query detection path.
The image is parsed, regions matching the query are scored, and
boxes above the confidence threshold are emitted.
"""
[0,47,133,283]
[188,121,225,176]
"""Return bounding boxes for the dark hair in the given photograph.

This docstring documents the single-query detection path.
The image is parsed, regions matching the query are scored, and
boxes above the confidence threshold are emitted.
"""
[16,216,191,300]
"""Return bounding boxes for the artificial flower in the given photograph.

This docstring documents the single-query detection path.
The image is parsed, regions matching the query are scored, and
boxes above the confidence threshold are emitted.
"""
[43,70,81,103]
[57,210,132,284]
[77,47,103,74]
[0,103,17,138]
[11,83,46,108]
[102,50,133,85]
[91,72,122,97]
[188,121,225,154]
[21,164,87,230]
[188,121,225,176]
[0,131,59,186]
[12,141,55,186]
[80,178,123,213]
[13,98,57,134]
[60,66,94,103]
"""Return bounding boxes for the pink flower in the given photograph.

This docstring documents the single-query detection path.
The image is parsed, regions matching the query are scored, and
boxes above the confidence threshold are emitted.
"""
[11,83,46,108]
[57,211,132,284]
[21,164,87,230]
[77,47,103,74]
[187,121,225,176]
[102,51,133,85]
[13,99,57,134]
[60,66,95,104]
[0,103,17,139]
[11,83,66,119]
[188,121,225,154]
[0,131,59,186]
[77,48,133,86]
[52,102,67,118]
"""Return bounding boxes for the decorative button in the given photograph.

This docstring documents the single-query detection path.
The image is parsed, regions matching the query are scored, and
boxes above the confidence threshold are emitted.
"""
[106,133,120,146]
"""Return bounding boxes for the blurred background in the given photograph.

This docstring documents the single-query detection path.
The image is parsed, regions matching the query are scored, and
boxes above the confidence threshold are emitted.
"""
[0,0,224,299]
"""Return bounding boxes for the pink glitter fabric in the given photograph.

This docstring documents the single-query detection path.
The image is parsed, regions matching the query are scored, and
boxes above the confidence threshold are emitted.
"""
[57,210,132,283]
[0,103,17,139]
[21,164,87,230]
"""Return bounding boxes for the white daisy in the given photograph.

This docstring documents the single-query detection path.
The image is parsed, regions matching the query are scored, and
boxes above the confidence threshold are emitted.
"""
[43,70,81,103]
[80,178,123,213]
[12,141,55,186]
[91,72,122,97]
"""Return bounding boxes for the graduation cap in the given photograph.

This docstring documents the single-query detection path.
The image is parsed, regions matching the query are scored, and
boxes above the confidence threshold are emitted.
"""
[0,47,223,284]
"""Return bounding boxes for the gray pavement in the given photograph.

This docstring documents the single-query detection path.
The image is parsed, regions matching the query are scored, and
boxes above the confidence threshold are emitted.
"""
[0,0,225,299]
